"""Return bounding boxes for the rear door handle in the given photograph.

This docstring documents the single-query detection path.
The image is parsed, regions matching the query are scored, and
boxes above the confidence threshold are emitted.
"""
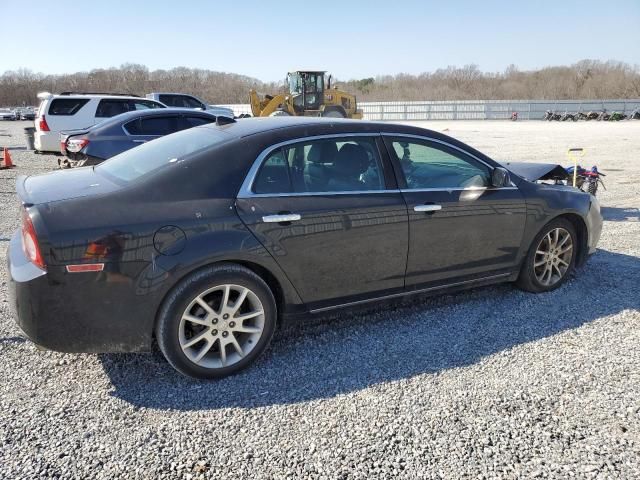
[262,214,302,223]
[414,204,442,212]
[132,140,147,143]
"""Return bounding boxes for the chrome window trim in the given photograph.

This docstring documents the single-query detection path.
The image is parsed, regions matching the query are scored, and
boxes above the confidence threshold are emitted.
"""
[244,189,401,198]
[237,132,519,199]
[237,133,385,199]
[400,186,518,193]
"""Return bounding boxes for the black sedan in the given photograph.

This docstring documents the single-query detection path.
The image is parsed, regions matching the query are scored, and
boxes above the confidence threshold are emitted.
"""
[9,117,603,379]
[58,108,218,167]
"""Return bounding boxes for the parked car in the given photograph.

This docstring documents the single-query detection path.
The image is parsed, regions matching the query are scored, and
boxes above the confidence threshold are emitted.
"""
[146,92,234,118]
[59,108,218,167]
[0,108,17,120]
[18,108,36,121]
[34,92,166,152]
[9,117,603,379]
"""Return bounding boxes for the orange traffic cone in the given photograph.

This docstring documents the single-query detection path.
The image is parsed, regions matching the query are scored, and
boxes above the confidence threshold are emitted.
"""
[1,147,14,169]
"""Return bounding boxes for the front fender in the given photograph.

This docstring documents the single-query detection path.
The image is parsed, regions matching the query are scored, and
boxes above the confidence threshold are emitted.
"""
[516,180,594,265]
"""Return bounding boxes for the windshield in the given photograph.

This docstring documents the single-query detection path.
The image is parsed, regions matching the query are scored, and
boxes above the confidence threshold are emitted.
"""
[96,126,230,183]
[288,73,302,94]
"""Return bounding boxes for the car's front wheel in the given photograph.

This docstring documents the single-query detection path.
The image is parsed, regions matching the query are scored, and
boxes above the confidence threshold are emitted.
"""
[156,264,277,379]
[516,218,577,293]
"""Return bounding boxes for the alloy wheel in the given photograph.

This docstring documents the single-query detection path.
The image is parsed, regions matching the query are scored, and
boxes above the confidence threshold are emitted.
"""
[179,284,265,369]
[533,227,573,287]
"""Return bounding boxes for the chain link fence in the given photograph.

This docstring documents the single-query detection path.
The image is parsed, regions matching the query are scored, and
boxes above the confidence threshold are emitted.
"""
[218,99,640,121]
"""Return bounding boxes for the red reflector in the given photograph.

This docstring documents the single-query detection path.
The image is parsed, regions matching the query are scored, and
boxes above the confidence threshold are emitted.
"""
[66,263,105,273]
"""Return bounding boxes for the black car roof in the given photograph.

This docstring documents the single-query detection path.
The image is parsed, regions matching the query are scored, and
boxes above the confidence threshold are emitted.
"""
[203,116,426,138]
[199,117,499,169]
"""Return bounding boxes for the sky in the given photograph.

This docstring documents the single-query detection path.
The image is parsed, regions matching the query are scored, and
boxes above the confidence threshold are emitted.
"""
[1,0,639,81]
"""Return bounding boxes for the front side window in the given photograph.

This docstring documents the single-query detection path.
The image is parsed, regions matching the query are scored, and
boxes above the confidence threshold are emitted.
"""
[95,99,130,118]
[124,116,179,135]
[48,98,90,116]
[159,94,203,109]
[389,138,490,189]
[253,137,384,194]
[131,100,164,111]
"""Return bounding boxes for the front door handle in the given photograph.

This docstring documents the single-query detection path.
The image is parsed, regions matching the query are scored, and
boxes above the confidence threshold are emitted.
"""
[262,214,302,223]
[414,204,442,213]
[132,140,147,143]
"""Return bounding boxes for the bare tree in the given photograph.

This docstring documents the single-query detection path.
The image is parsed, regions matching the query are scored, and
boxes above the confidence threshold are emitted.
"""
[1,60,639,107]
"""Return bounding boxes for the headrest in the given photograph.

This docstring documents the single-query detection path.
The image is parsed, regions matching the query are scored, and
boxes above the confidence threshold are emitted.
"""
[307,141,338,164]
[333,143,369,176]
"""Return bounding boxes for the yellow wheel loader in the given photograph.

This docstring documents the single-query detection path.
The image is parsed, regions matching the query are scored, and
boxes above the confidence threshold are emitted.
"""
[249,71,363,119]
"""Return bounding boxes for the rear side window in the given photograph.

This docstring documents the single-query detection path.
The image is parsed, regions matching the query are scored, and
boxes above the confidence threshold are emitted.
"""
[182,115,215,128]
[131,100,164,111]
[48,98,90,116]
[95,100,130,118]
[124,116,179,135]
[253,137,385,194]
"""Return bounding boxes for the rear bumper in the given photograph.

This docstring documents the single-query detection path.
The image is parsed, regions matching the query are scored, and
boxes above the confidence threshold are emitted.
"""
[8,230,153,353]
[7,231,49,348]
[34,131,60,152]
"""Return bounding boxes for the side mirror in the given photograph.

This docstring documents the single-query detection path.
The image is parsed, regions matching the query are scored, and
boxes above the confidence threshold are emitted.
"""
[491,167,510,188]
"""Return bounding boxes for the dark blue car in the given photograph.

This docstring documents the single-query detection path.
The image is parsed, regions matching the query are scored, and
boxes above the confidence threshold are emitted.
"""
[59,108,218,167]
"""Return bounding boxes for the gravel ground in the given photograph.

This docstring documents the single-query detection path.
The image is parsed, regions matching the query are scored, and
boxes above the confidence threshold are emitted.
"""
[1,120,639,479]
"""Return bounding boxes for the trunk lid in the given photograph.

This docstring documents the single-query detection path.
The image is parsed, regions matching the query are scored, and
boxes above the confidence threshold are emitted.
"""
[17,168,120,206]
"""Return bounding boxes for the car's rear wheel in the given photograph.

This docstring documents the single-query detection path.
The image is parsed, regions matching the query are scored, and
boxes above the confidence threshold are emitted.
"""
[155,264,277,379]
[516,219,577,293]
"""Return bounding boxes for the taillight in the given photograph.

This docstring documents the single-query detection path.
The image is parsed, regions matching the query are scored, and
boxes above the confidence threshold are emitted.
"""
[66,138,89,153]
[38,115,50,132]
[21,209,46,270]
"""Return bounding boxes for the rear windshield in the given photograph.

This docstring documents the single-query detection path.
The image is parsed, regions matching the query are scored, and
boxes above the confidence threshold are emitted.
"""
[96,126,229,183]
[48,98,90,115]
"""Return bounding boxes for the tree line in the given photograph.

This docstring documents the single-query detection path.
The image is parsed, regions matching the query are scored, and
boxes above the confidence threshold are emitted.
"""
[1,60,639,107]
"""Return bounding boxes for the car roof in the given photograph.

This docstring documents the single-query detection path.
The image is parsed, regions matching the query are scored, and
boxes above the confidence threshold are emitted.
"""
[196,117,499,168]
[199,116,417,138]
[89,108,216,130]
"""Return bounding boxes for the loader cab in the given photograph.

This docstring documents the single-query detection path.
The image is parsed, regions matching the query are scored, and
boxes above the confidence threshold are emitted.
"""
[288,71,325,112]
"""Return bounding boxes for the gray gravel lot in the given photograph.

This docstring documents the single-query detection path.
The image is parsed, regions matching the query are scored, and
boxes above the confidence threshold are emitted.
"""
[1,120,639,479]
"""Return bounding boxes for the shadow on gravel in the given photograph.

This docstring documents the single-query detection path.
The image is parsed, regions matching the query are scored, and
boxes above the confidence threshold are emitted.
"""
[601,206,640,222]
[100,249,640,411]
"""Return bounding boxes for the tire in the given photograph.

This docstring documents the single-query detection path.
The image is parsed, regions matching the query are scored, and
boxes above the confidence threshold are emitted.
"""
[323,109,345,118]
[269,110,290,117]
[516,218,577,293]
[155,264,277,379]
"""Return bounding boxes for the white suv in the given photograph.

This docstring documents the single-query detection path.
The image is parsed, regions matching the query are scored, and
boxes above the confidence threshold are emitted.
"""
[34,92,166,152]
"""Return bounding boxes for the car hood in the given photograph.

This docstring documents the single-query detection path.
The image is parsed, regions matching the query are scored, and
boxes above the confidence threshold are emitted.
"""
[502,162,570,182]
[17,168,120,206]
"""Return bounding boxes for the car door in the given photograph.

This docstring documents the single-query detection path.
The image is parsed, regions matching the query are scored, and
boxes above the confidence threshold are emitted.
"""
[235,135,409,309]
[383,135,526,290]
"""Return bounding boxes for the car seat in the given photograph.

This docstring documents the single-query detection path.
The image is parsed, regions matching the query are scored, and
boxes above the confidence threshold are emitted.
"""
[326,143,369,191]
[305,142,338,191]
